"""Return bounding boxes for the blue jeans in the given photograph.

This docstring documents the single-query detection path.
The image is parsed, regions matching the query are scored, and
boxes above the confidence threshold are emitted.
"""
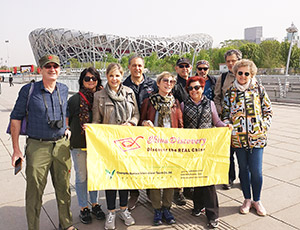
[234,148,263,202]
[71,148,98,208]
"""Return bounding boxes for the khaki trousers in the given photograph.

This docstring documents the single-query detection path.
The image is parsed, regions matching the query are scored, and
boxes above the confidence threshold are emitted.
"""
[149,188,174,209]
[25,137,72,230]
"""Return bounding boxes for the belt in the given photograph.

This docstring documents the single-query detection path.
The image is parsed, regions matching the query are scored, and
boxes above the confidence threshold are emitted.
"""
[29,135,64,142]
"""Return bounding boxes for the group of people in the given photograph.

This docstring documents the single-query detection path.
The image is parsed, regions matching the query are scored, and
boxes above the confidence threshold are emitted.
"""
[10,49,273,230]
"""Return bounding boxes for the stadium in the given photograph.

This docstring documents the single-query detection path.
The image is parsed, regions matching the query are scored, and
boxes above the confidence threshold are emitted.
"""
[29,28,213,66]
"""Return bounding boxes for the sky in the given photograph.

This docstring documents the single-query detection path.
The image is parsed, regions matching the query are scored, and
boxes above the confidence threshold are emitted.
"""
[0,0,299,67]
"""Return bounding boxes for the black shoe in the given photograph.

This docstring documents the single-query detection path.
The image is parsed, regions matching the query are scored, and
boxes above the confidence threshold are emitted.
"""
[91,204,105,220]
[191,208,205,217]
[222,180,233,190]
[79,208,92,224]
[173,191,186,206]
[207,219,219,229]
[162,207,176,225]
[153,209,163,226]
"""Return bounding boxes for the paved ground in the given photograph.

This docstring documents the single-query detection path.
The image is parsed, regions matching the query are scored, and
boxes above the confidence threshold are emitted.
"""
[0,82,299,230]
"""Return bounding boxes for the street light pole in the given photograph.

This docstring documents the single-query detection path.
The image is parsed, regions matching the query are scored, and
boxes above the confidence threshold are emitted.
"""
[285,23,298,75]
[5,40,9,70]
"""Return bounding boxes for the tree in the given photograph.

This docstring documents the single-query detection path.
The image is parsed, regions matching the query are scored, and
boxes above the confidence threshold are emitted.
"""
[220,39,249,48]
[69,58,80,68]
[239,43,262,67]
[259,40,281,68]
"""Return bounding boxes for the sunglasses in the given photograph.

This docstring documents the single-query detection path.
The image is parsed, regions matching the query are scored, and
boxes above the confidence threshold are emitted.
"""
[44,63,59,69]
[187,85,202,91]
[84,76,98,82]
[162,78,176,84]
[238,71,250,77]
[197,67,208,71]
[178,64,190,68]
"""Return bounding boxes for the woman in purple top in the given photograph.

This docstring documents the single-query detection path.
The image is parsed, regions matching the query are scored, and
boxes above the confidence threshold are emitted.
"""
[181,76,231,229]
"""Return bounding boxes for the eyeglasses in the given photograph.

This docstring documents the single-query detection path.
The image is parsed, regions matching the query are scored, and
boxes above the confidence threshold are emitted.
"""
[44,63,59,69]
[178,64,190,68]
[197,67,208,71]
[237,71,250,77]
[187,85,202,91]
[84,76,97,82]
[162,78,176,84]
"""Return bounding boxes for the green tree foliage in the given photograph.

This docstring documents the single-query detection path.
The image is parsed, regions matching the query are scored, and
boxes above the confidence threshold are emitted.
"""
[220,39,249,48]
[239,43,262,66]
[259,40,281,68]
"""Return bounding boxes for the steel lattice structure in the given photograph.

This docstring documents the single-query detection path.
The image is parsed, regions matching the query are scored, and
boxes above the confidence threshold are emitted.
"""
[29,28,213,66]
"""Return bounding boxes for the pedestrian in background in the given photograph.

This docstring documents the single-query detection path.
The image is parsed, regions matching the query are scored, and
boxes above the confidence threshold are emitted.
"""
[9,74,14,86]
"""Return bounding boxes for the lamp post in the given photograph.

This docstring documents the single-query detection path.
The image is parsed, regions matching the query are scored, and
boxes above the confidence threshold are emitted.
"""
[5,40,9,70]
[285,23,298,75]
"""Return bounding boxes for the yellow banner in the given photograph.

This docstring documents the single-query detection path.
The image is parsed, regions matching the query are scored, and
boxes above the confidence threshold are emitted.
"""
[86,124,230,190]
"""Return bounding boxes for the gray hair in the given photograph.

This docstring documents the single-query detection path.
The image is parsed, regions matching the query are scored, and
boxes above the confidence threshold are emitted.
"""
[128,54,145,66]
[224,49,242,61]
[232,59,257,77]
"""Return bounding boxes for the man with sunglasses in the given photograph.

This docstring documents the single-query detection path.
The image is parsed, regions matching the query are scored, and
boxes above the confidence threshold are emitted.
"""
[195,60,216,101]
[10,54,77,230]
[173,57,192,103]
[214,49,242,190]
[171,57,193,206]
[123,54,158,210]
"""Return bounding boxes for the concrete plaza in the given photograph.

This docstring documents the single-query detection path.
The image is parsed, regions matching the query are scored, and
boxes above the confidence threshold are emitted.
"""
[0,82,299,230]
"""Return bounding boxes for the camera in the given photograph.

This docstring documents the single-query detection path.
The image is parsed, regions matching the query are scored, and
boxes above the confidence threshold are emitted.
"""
[48,120,63,129]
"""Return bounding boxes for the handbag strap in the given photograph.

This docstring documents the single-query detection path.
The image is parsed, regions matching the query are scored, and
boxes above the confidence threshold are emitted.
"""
[78,91,91,106]
[26,82,35,115]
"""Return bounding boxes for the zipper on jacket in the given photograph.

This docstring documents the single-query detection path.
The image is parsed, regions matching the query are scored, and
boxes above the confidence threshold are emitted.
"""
[243,91,252,153]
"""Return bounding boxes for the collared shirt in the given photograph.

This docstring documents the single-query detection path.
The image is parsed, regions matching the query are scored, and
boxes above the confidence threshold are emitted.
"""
[10,80,68,139]
[123,74,158,110]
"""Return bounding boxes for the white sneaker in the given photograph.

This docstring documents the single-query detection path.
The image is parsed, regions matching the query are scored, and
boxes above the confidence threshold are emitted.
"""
[105,211,116,230]
[119,208,135,226]
[240,199,252,214]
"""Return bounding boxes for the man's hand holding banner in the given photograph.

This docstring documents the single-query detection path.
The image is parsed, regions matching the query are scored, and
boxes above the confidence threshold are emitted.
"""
[86,124,231,191]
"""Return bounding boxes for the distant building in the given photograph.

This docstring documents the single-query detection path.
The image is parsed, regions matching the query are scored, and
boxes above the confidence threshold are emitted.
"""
[244,26,263,44]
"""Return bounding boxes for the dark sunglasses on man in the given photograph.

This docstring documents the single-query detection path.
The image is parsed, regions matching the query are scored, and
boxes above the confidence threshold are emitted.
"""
[178,64,190,68]
[197,67,208,71]
[44,63,59,69]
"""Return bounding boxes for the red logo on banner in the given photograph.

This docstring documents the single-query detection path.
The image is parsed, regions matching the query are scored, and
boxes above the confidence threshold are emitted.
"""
[114,136,144,152]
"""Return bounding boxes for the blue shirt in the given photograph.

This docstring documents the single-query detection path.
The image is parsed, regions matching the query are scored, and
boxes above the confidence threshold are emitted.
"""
[10,80,69,139]
[204,79,214,100]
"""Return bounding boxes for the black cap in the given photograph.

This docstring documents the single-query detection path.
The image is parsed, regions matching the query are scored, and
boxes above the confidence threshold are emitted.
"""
[176,57,191,66]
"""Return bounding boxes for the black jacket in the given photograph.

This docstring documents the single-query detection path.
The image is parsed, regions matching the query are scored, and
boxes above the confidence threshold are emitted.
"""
[123,74,158,110]
[172,75,189,103]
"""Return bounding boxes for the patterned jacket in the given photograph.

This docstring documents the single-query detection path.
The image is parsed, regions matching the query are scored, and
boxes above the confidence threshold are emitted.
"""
[222,81,273,148]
